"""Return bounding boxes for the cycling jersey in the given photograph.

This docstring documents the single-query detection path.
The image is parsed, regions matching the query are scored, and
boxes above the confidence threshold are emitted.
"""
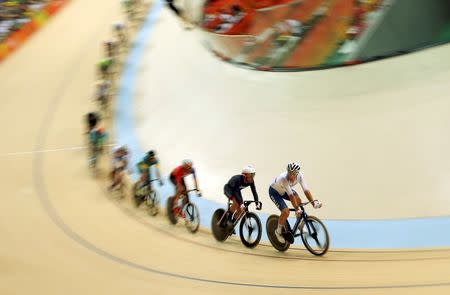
[137,155,159,173]
[88,127,107,146]
[98,58,113,71]
[270,171,308,196]
[170,165,195,185]
[112,148,128,170]
[224,174,259,205]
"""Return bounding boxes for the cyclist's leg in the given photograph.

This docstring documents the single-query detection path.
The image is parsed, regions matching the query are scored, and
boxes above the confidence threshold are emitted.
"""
[269,187,289,226]
[173,179,187,208]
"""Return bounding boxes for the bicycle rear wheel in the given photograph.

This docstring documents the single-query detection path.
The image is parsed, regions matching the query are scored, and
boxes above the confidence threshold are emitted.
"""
[166,196,178,225]
[299,215,330,256]
[239,212,262,248]
[145,190,159,216]
[183,202,200,233]
[211,209,229,242]
[266,215,290,252]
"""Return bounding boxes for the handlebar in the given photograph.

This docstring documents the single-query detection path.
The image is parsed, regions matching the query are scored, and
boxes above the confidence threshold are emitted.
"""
[243,200,262,209]
[149,179,160,182]
[288,201,312,211]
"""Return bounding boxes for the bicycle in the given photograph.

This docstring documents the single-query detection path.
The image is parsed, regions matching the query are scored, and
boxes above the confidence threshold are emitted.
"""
[88,143,101,176]
[211,200,262,248]
[95,80,112,115]
[266,201,330,255]
[166,189,201,233]
[133,179,160,216]
[87,129,106,177]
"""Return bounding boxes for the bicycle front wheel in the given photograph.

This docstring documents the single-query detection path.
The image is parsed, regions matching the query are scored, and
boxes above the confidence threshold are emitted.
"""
[239,212,262,248]
[299,215,330,256]
[183,202,200,233]
[145,190,159,216]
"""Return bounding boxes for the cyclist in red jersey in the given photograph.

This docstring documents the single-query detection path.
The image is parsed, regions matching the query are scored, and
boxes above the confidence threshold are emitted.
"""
[169,159,201,208]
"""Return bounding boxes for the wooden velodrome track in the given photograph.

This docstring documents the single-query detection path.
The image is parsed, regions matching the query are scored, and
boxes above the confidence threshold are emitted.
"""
[1,0,450,294]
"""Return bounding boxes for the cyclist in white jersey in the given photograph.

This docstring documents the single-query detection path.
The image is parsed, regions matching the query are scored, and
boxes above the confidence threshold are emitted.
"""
[269,162,322,243]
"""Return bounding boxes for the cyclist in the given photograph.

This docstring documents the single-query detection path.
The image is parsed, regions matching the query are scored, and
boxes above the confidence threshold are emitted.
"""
[98,57,113,79]
[109,146,129,191]
[85,112,99,134]
[224,165,261,224]
[87,123,107,169]
[103,39,118,58]
[94,79,112,109]
[113,21,127,45]
[169,159,201,210]
[135,150,163,207]
[121,0,135,20]
[269,162,322,243]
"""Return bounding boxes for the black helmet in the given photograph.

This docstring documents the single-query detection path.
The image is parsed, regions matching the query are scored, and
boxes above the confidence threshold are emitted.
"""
[148,150,156,157]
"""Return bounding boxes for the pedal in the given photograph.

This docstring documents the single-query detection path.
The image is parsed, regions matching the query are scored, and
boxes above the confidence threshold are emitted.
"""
[283,232,295,244]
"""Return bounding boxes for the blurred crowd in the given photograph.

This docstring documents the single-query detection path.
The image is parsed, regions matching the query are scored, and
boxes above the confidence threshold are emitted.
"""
[0,0,48,42]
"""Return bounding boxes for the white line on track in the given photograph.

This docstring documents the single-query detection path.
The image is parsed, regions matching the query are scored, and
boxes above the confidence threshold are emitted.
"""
[0,143,116,157]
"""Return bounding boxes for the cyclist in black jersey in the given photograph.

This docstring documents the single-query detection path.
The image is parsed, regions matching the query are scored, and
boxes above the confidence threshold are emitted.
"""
[224,165,262,221]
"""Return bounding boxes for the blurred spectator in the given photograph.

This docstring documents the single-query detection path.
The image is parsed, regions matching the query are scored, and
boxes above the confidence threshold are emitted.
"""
[0,0,48,42]
[214,5,246,34]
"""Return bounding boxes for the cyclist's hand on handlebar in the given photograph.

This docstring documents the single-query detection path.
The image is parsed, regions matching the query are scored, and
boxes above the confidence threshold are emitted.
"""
[312,200,322,209]
[240,203,245,210]
[295,209,303,217]
[256,201,262,210]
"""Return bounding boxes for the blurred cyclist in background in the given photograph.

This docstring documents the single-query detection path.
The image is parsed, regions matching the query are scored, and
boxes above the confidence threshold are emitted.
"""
[169,159,201,208]
[109,146,129,191]
[135,150,163,206]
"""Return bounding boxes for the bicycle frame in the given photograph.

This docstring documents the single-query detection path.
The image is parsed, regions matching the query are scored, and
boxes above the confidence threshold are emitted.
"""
[285,204,310,238]
[175,189,198,208]
[216,200,258,230]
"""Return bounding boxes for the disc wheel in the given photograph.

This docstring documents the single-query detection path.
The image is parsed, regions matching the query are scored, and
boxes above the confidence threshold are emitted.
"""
[211,209,229,242]
[266,215,290,252]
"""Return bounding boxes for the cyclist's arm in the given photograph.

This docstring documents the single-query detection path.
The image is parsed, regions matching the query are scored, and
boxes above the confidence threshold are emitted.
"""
[192,169,199,190]
[250,182,259,202]
[155,163,162,180]
[298,173,314,203]
[303,189,314,204]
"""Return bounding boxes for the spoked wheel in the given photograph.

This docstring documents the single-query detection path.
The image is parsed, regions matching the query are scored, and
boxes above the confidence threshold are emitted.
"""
[183,202,200,233]
[145,190,159,216]
[166,196,178,225]
[211,209,229,242]
[132,182,145,208]
[266,215,290,252]
[299,215,330,256]
[239,212,262,248]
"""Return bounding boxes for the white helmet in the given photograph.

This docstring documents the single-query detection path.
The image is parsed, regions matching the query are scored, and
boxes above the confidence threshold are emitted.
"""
[182,159,193,166]
[242,165,256,174]
[287,162,301,174]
